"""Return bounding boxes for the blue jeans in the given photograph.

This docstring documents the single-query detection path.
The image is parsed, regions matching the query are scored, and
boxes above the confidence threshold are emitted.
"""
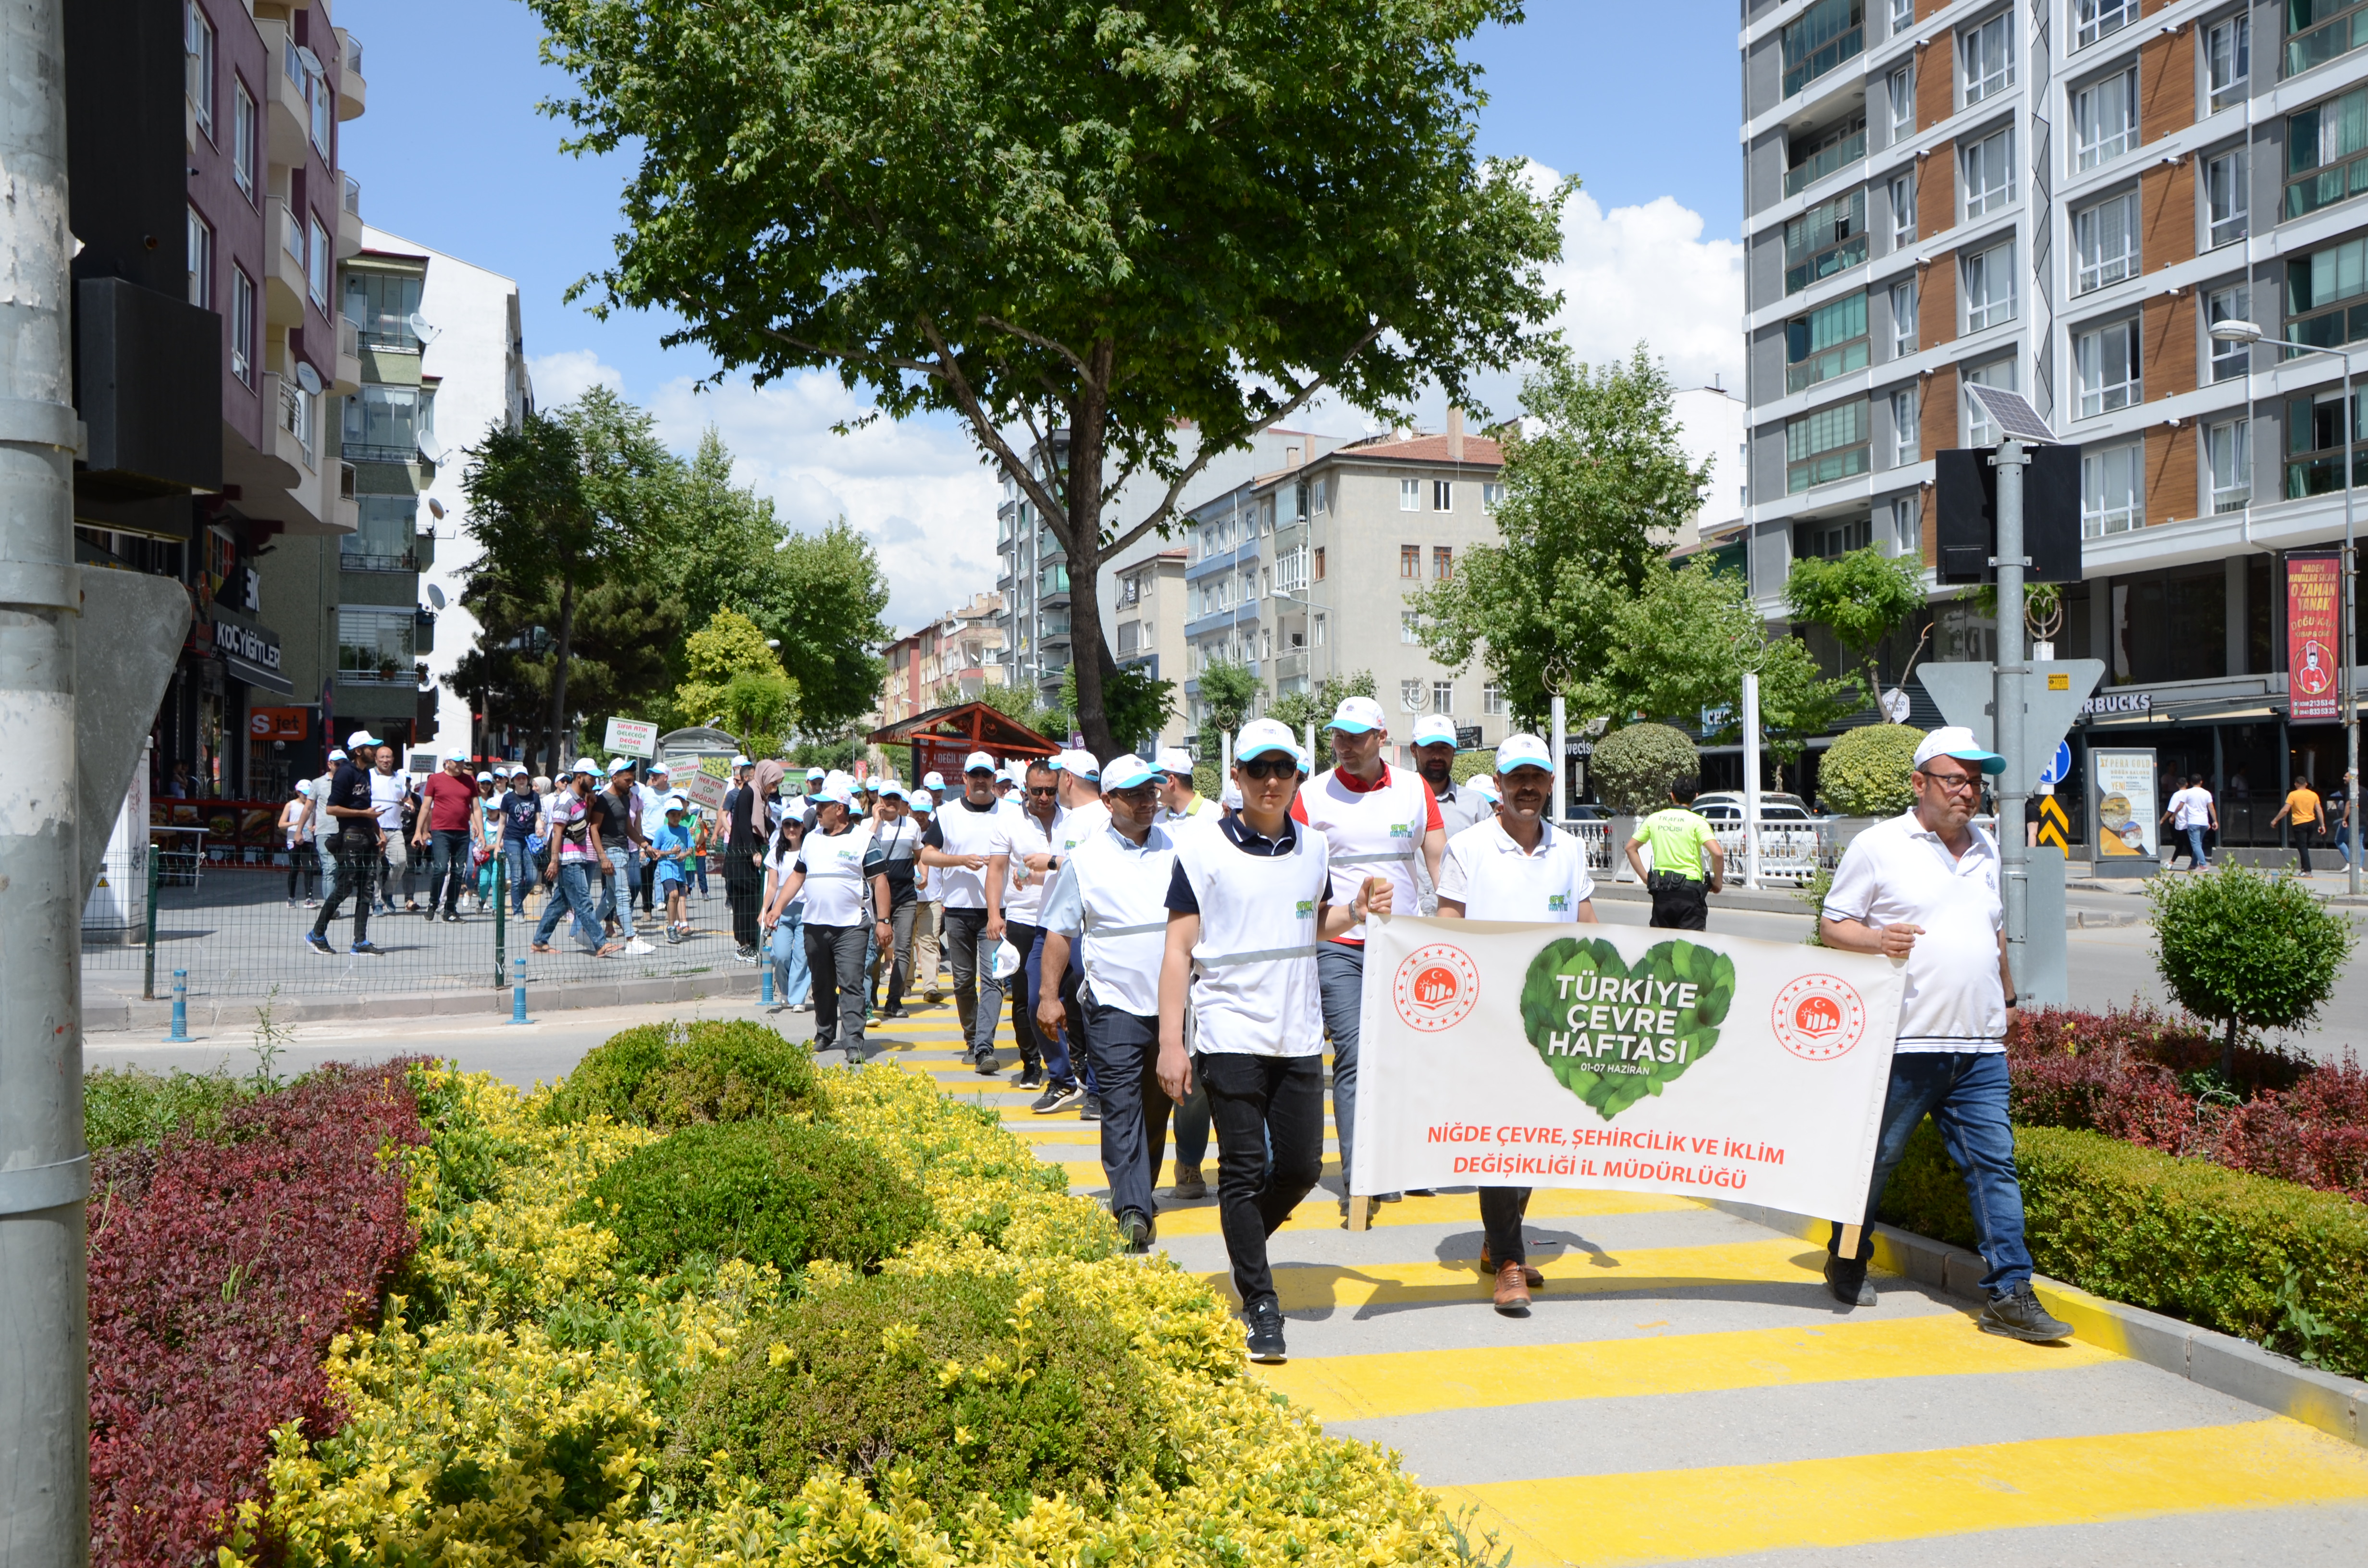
[1085,1001,1170,1222]
[535,860,606,954]
[1316,944,1367,1194]
[502,839,537,912]
[1828,1051,2033,1296]
[768,905,812,1005]
[2183,826,2209,867]
[1010,921,1073,1087]
[603,846,638,940]
[692,853,709,894]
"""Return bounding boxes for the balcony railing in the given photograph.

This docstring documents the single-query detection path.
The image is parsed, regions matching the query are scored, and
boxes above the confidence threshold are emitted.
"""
[1785,128,1866,197]
[338,314,359,359]
[2287,2,2368,78]
[343,441,417,466]
[1784,24,1863,98]
[1787,336,1869,393]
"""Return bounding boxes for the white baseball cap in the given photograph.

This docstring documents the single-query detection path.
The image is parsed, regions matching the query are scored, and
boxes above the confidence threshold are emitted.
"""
[1328,696,1385,734]
[1063,749,1101,782]
[1102,753,1160,790]
[608,757,636,774]
[475,771,493,783]
[666,793,688,810]
[1410,714,1458,747]
[730,754,752,768]
[648,761,670,775]
[806,766,826,781]
[1471,774,1502,803]
[963,750,996,774]
[1495,733,1554,775]
[1221,784,1244,809]
[880,781,908,800]
[570,757,600,777]
[1235,717,1306,767]
[911,795,935,814]
[923,771,946,789]
[821,782,855,808]
[1913,725,2006,776]
[294,779,312,796]
[328,748,348,762]
[1155,747,1194,775]
[345,729,382,748]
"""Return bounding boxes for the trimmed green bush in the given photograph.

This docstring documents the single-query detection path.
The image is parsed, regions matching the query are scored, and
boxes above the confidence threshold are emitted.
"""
[1880,1118,2368,1374]
[667,1270,1179,1521]
[543,1019,824,1128]
[1450,750,1495,784]
[2148,862,2357,1070]
[1815,723,1921,817]
[573,1119,928,1278]
[85,1067,273,1151]
[1589,722,1698,814]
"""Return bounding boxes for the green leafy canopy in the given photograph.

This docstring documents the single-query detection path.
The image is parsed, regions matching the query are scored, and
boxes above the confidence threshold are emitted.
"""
[2148,863,2356,1038]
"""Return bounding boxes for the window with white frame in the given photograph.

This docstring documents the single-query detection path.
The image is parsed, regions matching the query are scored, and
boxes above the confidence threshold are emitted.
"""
[2073,0,2136,50]
[1890,276,1919,355]
[1399,478,1420,511]
[307,215,329,310]
[1889,493,1923,556]
[2073,191,2138,293]
[2081,442,2143,536]
[2206,147,2248,248]
[1401,611,1420,644]
[186,207,212,308]
[1482,481,1504,513]
[1433,681,1454,714]
[308,56,332,156]
[185,1,215,137]
[2207,13,2248,112]
[1963,357,2017,445]
[2207,284,2250,381]
[1432,479,1453,511]
[1963,240,2017,331]
[230,266,254,387]
[2208,417,2250,513]
[1888,171,1916,247]
[1961,13,2015,104]
[1400,679,1425,713]
[1887,66,1913,140]
[1483,681,1506,716]
[1962,127,2015,220]
[2075,318,2142,416]
[232,81,255,201]
[1891,386,1920,464]
[2074,68,2138,171]
[1890,0,1912,36]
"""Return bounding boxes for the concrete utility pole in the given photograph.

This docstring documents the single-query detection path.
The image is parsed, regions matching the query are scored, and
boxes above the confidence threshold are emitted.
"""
[1740,670,1762,890]
[1993,439,2032,992]
[0,1,90,1563]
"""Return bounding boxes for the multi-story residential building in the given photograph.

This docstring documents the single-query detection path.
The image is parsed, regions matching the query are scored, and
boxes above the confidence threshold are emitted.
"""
[1178,420,1512,760]
[71,0,364,800]
[375,229,535,755]
[879,592,1008,726]
[1674,382,1751,551]
[1739,0,2365,840]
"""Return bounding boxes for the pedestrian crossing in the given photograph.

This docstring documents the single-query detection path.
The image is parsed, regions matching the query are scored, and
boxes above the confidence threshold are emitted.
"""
[864,1005,2368,1564]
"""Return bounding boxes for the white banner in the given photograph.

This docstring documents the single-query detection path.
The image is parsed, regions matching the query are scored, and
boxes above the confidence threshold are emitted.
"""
[1352,916,1907,1223]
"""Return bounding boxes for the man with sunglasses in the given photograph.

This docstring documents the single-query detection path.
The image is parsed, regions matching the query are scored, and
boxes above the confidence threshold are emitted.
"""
[1040,755,1179,1251]
[1818,726,2070,1343]
[1160,719,1391,1363]
[1292,695,1446,1220]
[916,750,1014,1074]
[1039,750,1110,1118]
[1003,759,1072,1104]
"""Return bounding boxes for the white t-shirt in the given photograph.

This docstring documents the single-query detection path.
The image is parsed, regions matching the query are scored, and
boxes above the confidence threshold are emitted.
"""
[1822,809,2005,1053]
[1438,818,1594,922]
[1172,823,1331,1057]
[764,830,806,912]
[370,771,408,833]
[795,822,876,927]
[2169,786,2214,830]
[1000,805,1063,925]
[925,796,1010,909]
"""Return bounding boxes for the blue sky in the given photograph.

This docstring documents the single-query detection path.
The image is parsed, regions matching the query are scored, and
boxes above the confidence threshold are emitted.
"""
[339,0,1742,629]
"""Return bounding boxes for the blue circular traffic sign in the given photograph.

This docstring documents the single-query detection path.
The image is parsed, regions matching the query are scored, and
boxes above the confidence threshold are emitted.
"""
[2038,740,2072,786]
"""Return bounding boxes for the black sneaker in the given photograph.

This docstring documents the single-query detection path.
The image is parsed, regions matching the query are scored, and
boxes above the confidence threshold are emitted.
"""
[1824,1253,1876,1307]
[350,941,384,956]
[1117,1209,1155,1254]
[1015,1064,1045,1090]
[879,1006,909,1020]
[1032,1083,1083,1115]
[442,912,463,924]
[304,932,334,955]
[1979,1283,2072,1342]
[1079,1093,1103,1122]
[973,1052,1001,1076]
[1244,1300,1287,1363]
[1376,1191,1405,1203]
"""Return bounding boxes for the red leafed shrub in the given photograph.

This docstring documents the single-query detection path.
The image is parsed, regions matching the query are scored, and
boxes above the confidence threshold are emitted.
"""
[2008,1006,2368,1203]
[86,1061,430,1568]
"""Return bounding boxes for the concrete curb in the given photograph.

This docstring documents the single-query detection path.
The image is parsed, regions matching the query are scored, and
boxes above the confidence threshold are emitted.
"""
[83,969,765,1035]
[1711,1198,2368,1449]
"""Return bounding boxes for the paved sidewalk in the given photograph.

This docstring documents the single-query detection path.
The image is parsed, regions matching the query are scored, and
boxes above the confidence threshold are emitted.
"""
[872,1012,2368,1566]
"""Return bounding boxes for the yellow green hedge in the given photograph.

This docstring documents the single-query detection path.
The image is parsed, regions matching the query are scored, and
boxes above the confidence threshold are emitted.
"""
[226,1059,1483,1567]
[1879,1119,2368,1375]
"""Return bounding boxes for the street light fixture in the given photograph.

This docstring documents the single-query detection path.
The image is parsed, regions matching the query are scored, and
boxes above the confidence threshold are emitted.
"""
[2209,318,2362,894]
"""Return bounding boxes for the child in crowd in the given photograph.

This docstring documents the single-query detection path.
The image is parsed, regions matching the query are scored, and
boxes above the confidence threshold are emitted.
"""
[652,795,696,943]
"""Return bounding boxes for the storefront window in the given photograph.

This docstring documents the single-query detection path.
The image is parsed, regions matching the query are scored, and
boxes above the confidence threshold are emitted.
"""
[2109,566,2227,685]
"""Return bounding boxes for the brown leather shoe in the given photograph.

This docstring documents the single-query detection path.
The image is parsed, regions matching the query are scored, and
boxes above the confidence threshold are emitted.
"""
[1479,1243,1544,1288]
[1492,1260,1532,1316]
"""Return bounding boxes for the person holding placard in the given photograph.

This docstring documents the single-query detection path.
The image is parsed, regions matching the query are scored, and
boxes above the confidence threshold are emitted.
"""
[1433,733,1597,1316]
[1159,719,1392,1364]
[1818,726,2071,1343]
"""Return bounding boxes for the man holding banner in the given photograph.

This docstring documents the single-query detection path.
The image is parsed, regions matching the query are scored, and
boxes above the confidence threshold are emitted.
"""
[1434,733,1597,1316]
[1160,718,1393,1363]
[1818,726,2070,1343]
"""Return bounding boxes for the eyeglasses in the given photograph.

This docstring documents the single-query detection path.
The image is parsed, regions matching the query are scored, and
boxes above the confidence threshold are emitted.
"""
[1240,757,1298,781]
[1109,783,1158,803]
[1917,768,1981,795]
[1025,784,1059,797]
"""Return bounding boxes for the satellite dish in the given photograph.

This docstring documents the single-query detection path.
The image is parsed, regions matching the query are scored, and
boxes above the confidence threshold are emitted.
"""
[427,497,446,520]
[294,360,324,395]
[427,584,446,610]
[407,311,440,345]
[295,45,324,78]
[415,430,447,465]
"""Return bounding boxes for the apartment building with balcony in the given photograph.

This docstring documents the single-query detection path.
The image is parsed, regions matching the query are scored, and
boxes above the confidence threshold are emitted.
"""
[879,593,1009,726]
[70,0,365,800]
[1178,421,1513,760]
[1739,0,2368,839]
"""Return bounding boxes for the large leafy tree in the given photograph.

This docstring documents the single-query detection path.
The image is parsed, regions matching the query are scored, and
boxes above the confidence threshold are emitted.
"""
[1414,351,1707,718]
[1784,546,1927,697]
[461,390,678,760]
[529,0,1568,757]
[675,609,800,754]
[768,522,891,736]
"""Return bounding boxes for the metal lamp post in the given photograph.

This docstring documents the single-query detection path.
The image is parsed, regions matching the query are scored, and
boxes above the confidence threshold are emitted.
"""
[2210,318,2362,895]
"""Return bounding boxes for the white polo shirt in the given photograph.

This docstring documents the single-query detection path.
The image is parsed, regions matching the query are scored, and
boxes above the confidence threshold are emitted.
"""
[1438,817,1593,921]
[794,822,877,927]
[1821,809,2006,1053]
[923,795,1010,909]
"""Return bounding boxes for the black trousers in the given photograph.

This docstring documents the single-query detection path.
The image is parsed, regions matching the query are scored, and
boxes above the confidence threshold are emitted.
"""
[638,857,658,913]
[1198,1051,1326,1313]
[1005,919,1049,1067]
[806,921,870,1054]
[724,848,762,948]
[310,837,376,942]
[1085,999,1171,1223]
[1480,1186,1532,1267]
[1646,871,1709,930]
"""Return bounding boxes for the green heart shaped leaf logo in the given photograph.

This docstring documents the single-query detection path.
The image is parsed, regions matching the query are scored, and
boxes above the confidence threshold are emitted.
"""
[1518,937,1737,1120]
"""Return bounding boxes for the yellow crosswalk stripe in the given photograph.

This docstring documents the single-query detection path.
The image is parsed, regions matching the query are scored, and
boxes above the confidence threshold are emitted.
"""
[1434,1420,2368,1567]
[1201,1238,1824,1313]
[1146,1188,1701,1238]
[1253,1311,2116,1421]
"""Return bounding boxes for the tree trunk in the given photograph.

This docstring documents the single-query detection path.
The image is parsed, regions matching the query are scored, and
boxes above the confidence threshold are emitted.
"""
[548,573,579,768]
[1067,354,1116,759]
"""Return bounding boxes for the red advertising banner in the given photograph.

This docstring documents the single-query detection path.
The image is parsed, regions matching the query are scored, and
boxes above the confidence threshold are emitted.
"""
[2289,552,2343,723]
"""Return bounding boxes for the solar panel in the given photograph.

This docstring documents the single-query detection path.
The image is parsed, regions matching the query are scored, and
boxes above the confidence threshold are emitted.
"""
[1966,384,2059,445]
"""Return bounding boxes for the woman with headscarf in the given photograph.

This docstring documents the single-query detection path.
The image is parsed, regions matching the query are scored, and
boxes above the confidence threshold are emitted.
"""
[723,757,785,960]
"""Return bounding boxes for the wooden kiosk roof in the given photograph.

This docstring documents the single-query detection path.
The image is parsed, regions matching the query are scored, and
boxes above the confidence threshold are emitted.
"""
[866,701,1059,758]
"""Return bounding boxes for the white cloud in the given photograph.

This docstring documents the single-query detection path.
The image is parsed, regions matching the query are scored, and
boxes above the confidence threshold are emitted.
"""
[525,348,624,406]
[1539,178,1744,394]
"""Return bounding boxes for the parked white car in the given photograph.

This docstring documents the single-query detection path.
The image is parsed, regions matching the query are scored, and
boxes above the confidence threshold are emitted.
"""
[1691,791,1823,884]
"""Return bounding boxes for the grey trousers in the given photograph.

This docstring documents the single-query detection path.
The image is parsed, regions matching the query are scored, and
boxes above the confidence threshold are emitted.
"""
[806,921,871,1055]
[941,907,1004,1057]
